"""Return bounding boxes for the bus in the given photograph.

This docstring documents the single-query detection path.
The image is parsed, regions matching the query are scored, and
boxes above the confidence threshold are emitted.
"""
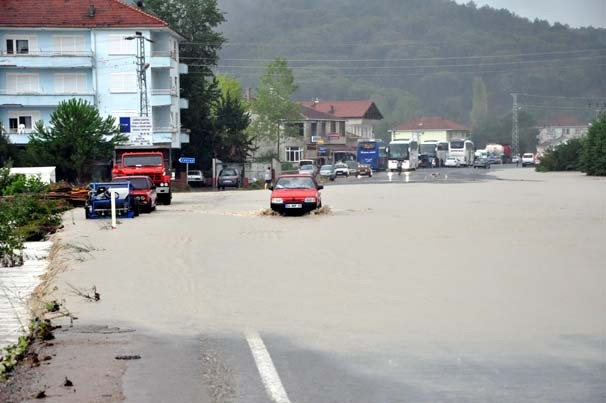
[449,139,474,166]
[387,140,419,171]
[357,139,387,171]
[420,140,449,167]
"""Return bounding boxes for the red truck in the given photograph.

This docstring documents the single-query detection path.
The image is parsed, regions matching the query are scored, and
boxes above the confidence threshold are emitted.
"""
[112,146,172,205]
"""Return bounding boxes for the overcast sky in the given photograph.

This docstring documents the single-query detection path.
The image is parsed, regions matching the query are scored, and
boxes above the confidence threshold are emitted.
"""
[455,0,606,28]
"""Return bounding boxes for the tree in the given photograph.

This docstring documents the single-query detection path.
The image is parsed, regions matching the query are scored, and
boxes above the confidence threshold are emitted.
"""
[580,113,606,176]
[249,58,301,160]
[26,99,126,183]
[213,93,253,161]
[216,74,244,102]
[536,138,584,172]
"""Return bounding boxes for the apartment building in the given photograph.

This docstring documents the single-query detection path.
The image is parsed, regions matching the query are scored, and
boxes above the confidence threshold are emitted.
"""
[0,0,188,148]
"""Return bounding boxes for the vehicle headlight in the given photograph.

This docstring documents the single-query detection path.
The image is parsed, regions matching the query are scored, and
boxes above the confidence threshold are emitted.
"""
[304,197,316,203]
[271,198,283,204]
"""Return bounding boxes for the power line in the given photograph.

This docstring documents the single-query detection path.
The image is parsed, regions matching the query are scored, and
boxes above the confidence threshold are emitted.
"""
[518,93,606,100]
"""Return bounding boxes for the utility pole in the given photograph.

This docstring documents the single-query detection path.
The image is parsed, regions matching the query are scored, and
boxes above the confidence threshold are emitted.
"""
[125,32,153,117]
[511,93,519,158]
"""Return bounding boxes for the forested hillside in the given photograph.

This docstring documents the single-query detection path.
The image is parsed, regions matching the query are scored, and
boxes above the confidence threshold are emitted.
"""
[213,0,606,138]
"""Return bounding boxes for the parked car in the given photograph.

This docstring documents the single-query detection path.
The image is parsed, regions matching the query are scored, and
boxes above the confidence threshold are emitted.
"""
[333,163,349,177]
[355,163,373,177]
[187,169,205,187]
[298,164,317,177]
[487,154,501,165]
[444,156,461,167]
[217,168,241,190]
[473,157,491,169]
[319,164,336,181]
[346,160,359,175]
[112,175,157,213]
[418,154,433,168]
[521,153,535,167]
[269,174,323,214]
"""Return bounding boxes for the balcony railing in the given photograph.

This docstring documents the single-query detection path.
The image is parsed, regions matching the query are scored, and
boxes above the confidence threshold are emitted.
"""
[1,50,93,57]
[152,88,177,96]
[151,50,176,60]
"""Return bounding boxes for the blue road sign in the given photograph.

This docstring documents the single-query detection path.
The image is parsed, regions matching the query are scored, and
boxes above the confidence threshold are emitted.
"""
[179,157,195,164]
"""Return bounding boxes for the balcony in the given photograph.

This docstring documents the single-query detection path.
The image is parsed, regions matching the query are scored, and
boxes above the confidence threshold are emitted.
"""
[151,88,176,106]
[0,51,93,69]
[0,91,95,107]
[152,126,178,144]
[7,132,32,145]
[150,51,175,69]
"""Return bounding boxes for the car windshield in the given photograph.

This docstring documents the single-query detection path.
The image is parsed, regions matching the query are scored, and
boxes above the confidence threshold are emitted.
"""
[220,169,237,176]
[189,170,202,176]
[113,177,148,189]
[335,164,347,169]
[275,177,316,189]
[300,165,314,171]
[321,165,333,170]
[346,161,358,168]
[123,155,163,167]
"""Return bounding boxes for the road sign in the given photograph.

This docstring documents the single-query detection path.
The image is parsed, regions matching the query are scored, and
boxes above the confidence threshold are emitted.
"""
[120,116,153,146]
[179,157,195,164]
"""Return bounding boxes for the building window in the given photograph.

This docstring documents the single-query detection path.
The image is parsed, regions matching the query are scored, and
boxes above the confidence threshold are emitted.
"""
[54,73,87,93]
[285,146,302,162]
[6,38,29,54]
[110,72,137,93]
[8,112,38,133]
[53,35,85,54]
[108,35,136,55]
[6,73,40,93]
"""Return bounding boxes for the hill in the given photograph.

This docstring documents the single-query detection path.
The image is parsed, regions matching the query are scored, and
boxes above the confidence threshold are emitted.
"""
[214,0,606,136]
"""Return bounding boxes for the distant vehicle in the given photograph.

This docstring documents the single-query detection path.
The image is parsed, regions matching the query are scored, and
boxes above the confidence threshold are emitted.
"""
[187,170,205,187]
[298,159,315,168]
[473,157,491,169]
[112,175,157,213]
[449,139,474,166]
[512,155,521,164]
[418,154,433,168]
[269,174,323,214]
[333,163,349,177]
[487,154,501,165]
[345,160,359,175]
[319,164,336,181]
[298,164,318,176]
[217,168,241,190]
[387,139,419,171]
[522,153,535,167]
[355,163,373,177]
[357,139,387,171]
[444,156,461,167]
[420,140,449,167]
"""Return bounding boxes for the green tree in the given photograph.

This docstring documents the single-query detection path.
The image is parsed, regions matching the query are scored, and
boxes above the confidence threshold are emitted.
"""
[536,138,584,172]
[580,113,606,176]
[470,77,488,130]
[26,98,126,183]
[0,123,14,167]
[216,74,244,102]
[213,93,252,161]
[249,58,301,160]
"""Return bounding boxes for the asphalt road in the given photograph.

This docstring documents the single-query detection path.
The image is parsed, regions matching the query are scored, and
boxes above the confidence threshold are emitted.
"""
[50,166,605,403]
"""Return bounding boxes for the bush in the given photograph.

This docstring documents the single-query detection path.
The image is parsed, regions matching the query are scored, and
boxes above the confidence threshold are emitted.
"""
[580,113,606,176]
[536,138,584,172]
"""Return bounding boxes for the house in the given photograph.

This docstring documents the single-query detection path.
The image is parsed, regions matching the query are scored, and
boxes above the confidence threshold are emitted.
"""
[0,0,189,148]
[391,116,470,142]
[537,116,589,154]
[301,100,384,140]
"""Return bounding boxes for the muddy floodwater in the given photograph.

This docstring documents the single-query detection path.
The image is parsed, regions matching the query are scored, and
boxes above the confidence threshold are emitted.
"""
[13,167,606,402]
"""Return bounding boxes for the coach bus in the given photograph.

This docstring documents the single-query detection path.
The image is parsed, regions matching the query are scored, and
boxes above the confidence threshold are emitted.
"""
[420,140,449,167]
[449,139,474,166]
[357,139,387,170]
[387,139,419,171]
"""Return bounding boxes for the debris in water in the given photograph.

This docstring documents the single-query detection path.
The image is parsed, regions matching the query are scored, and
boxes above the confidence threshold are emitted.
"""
[115,354,141,360]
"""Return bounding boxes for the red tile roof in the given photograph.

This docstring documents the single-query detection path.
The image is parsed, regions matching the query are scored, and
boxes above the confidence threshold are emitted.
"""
[301,100,383,120]
[300,105,343,120]
[541,116,585,127]
[0,0,168,28]
[395,116,469,131]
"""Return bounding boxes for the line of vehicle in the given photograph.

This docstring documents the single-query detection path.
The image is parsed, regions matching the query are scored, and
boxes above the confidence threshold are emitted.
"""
[245,330,292,403]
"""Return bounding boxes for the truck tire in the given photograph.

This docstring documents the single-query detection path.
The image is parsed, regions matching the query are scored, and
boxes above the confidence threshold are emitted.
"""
[164,192,172,205]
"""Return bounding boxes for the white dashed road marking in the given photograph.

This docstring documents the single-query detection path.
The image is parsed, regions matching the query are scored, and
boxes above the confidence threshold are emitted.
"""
[245,330,292,403]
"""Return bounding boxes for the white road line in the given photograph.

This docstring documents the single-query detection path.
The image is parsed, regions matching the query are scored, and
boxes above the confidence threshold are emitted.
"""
[245,330,292,403]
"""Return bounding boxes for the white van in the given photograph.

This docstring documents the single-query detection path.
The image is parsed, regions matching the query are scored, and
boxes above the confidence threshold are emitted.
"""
[521,153,535,167]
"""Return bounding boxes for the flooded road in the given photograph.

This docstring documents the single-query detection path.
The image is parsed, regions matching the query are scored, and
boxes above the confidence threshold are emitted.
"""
[13,167,606,402]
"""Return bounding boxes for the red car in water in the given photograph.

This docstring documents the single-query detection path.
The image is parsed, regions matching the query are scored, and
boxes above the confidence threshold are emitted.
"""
[112,176,157,213]
[269,174,323,214]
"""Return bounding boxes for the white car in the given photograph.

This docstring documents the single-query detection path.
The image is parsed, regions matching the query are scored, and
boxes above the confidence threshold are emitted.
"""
[333,163,349,177]
[444,157,460,167]
[187,170,205,186]
[521,153,535,167]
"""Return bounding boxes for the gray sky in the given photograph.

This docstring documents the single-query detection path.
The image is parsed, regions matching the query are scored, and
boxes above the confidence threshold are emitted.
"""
[455,0,606,28]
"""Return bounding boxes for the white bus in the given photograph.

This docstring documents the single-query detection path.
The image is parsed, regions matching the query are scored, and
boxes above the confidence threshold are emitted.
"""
[449,139,474,166]
[420,140,450,167]
[387,140,419,171]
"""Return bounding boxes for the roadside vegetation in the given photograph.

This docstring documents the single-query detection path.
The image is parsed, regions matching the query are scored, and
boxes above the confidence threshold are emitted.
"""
[537,113,606,176]
[0,168,66,267]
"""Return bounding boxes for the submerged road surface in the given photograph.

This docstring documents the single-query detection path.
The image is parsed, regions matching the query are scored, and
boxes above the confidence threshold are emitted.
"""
[45,167,606,402]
